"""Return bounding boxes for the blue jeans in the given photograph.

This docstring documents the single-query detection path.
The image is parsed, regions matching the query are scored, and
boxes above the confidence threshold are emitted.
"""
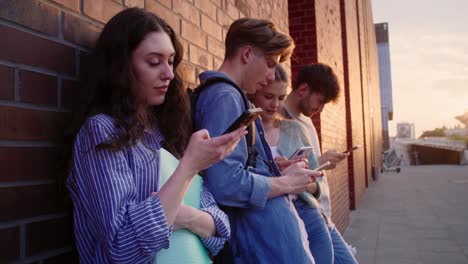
[294,199,358,264]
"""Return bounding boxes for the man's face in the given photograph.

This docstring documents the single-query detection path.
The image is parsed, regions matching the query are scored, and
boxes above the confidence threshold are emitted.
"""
[244,48,279,95]
[299,90,327,117]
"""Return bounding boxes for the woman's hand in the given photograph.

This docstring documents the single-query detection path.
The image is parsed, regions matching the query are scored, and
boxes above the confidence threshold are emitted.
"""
[180,126,247,176]
[156,127,245,226]
[274,156,309,172]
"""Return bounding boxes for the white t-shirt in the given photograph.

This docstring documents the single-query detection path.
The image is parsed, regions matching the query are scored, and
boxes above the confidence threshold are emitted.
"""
[282,104,332,219]
[269,146,281,159]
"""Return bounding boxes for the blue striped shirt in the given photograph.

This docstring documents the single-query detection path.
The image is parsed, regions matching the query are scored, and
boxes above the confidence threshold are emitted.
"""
[67,114,230,263]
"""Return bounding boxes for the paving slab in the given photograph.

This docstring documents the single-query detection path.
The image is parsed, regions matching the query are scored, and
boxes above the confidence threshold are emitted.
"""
[344,165,468,264]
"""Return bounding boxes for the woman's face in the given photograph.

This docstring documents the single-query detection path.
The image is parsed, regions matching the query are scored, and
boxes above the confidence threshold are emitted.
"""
[251,80,288,122]
[131,31,175,106]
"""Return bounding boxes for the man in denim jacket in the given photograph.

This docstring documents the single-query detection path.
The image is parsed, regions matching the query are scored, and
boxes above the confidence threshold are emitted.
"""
[194,18,322,263]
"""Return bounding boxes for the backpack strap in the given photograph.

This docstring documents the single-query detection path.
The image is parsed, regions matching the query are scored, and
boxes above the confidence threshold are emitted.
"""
[190,76,257,169]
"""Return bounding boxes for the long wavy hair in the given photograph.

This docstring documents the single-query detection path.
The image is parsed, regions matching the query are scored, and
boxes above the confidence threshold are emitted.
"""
[64,7,190,169]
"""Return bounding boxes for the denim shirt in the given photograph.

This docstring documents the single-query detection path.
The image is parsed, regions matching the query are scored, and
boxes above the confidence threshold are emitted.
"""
[195,71,314,264]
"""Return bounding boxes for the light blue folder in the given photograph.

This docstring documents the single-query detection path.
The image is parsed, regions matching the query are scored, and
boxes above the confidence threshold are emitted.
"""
[154,148,211,264]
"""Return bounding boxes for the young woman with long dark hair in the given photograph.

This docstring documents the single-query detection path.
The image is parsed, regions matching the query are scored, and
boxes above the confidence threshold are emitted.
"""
[66,8,245,263]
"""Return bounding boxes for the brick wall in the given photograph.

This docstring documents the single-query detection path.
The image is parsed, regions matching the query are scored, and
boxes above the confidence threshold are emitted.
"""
[365,0,383,171]
[341,0,366,210]
[357,0,383,184]
[288,0,381,232]
[314,0,350,232]
[0,0,289,262]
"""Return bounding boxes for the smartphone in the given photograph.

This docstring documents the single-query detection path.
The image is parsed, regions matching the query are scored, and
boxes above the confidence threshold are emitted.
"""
[223,108,263,134]
[312,161,332,174]
[343,145,360,154]
[289,146,314,160]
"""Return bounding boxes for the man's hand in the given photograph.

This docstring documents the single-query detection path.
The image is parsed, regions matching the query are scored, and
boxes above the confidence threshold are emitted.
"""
[268,162,322,198]
[274,156,308,171]
[318,150,349,170]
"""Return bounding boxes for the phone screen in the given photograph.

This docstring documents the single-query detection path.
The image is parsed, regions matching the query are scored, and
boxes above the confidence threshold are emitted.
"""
[289,146,314,160]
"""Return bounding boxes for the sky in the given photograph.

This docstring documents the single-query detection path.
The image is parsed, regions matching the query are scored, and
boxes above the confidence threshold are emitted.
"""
[372,0,468,137]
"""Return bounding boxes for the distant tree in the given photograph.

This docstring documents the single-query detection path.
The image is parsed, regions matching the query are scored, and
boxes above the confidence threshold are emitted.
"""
[449,135,468,143]
[420,127,446,138]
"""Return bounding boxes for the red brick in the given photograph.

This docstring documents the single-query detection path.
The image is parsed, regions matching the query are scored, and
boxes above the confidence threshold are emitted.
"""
[201,14,223,41]
[0,105,69,141]
[211,0,222,8]
[124,0,144,8]
[146,1,180,33]
[224,2,239,20]
[0,25,75,75]
[61,79,79,110]
[26,217,74,256]
[234,0,250,17]
[207,36,225,59]
[42,251,79,264]
[152,0,172,9]
[181,20,207,48]
[0,0,59,36]
[0,227,20,263]
[0,184,64,221]
[0,147,60,181]
[173,0,200,26]
[20,70,58,106]
[177,61,196,84]
[179,39,189,63]
[189,44,213,70]
[50,0,80,11]
[63,13,102,49]
[213,56,223,70]
[194,0,217,21]
[83,0,124,24]
[0,65,15,100]
[216,10,233,30]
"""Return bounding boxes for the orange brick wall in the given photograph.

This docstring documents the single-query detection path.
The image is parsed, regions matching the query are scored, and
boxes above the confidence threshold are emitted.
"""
[314,0,350,232]
[288,0,382,232]
[0,0,289,262]
[341,0,367,210]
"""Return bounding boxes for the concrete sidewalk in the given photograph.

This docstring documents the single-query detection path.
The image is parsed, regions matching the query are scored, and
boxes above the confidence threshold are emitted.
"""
[343,165,468,264]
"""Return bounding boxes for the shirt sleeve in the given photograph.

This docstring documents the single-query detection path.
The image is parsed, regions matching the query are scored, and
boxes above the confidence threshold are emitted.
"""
[72,118,172,263]
[198,185,230,256]
[195,87,271,209]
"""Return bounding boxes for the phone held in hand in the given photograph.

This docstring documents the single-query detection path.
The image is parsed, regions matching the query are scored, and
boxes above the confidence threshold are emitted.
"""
[342,145,360,154]
[223,108,263,134]
[289,146,314,160]
[312,161,332,174]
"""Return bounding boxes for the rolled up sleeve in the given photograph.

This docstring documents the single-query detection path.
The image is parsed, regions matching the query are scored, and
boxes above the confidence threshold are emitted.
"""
[199,186,230,256]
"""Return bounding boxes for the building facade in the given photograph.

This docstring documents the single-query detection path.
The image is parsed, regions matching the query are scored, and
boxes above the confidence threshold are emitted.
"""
[0,0,381,262]
[375,22,393,150]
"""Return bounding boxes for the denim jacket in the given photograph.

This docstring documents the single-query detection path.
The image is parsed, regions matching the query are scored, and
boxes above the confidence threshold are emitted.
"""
[194,71,314,264]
